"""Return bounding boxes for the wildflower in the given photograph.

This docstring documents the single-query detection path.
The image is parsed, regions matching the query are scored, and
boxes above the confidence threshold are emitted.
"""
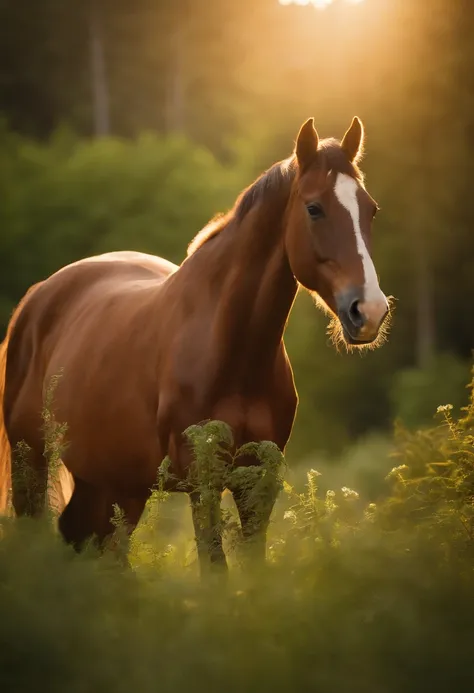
[437,404,453,413]
[341,486,359,500]
[325,489,337,512]
[386,464,408,480]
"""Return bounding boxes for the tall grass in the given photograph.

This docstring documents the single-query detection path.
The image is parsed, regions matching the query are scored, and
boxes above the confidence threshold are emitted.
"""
[1,375,474,692]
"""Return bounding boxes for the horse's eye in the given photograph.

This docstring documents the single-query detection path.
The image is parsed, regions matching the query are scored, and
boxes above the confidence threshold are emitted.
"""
[307,203,325,221]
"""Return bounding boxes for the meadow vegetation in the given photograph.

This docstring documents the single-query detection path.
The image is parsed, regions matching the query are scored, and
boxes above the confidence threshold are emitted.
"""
[1,370,474,692]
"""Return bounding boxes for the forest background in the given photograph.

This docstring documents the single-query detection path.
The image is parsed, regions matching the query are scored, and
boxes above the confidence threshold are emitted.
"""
[1,0,473,488]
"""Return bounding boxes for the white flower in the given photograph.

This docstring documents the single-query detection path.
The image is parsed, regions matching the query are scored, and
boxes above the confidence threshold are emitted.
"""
[341,486,359,500]
[437,404,453,413]
[386,464,409,480]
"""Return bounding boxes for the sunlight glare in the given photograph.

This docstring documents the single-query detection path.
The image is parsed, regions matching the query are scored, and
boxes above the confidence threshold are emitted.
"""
[310,0,333,8]
[278,0,365,6]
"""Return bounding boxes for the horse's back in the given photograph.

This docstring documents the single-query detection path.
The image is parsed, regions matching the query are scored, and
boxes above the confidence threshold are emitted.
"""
[12,250,177,330]
[7,250,178,370]
[59,250,178,278]
[4,251,178,489]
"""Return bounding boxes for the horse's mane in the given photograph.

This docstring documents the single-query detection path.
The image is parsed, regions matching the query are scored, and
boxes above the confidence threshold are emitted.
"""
[186,138,363,257]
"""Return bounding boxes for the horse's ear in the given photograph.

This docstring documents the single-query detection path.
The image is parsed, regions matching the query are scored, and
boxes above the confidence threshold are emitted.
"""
[341,116,365,164]
[295,118,319,170]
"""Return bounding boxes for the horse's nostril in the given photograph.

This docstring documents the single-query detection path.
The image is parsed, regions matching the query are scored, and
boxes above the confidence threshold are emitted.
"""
[348,299,364,329]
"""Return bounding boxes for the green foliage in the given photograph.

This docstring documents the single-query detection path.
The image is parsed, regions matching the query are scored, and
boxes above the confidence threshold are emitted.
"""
[390,353,471,430]
[302,434,395,503]
[0,128,241,332]
[181,422,285,561]
[9,441,35,517]
[41,371,68,515]
[3,377,474,691]
[129,459,179,571]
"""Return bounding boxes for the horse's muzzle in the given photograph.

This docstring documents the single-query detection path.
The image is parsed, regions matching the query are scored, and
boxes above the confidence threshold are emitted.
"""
[336,287,389,344]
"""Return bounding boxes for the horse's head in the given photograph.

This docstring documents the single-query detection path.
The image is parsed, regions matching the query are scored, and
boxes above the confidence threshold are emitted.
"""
[285,117,389,347]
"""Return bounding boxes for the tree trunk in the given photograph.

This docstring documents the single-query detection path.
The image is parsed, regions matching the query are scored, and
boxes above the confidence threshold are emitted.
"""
[414,229,435,368]
[164,24,186,134]
[89,4,110,137]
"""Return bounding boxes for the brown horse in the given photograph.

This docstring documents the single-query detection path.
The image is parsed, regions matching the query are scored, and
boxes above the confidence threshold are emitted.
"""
[0,117,389,572]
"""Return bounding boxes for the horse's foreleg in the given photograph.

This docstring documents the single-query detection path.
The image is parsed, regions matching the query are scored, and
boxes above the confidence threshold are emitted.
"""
[189,491,228,576]
[58,477,105,551]
[58,477,146,563]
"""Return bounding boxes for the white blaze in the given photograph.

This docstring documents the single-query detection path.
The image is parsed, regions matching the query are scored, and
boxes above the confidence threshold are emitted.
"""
[334,173,383,303]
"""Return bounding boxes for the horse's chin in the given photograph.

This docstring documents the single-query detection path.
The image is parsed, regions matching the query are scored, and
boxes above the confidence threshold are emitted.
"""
[327,317,389,353]
[340,324,375,347]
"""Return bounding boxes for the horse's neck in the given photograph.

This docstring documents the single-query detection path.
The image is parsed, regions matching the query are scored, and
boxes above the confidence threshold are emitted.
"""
[200,204,298,390]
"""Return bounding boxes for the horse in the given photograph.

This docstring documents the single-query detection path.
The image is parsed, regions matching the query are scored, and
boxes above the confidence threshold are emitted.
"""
[0,116,390,573]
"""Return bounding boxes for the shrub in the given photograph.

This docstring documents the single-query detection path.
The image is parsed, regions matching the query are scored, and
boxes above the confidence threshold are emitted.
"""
[390,352,471,430]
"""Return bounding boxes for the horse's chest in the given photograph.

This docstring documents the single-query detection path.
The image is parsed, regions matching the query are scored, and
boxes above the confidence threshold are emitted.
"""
[212,395,277,446]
